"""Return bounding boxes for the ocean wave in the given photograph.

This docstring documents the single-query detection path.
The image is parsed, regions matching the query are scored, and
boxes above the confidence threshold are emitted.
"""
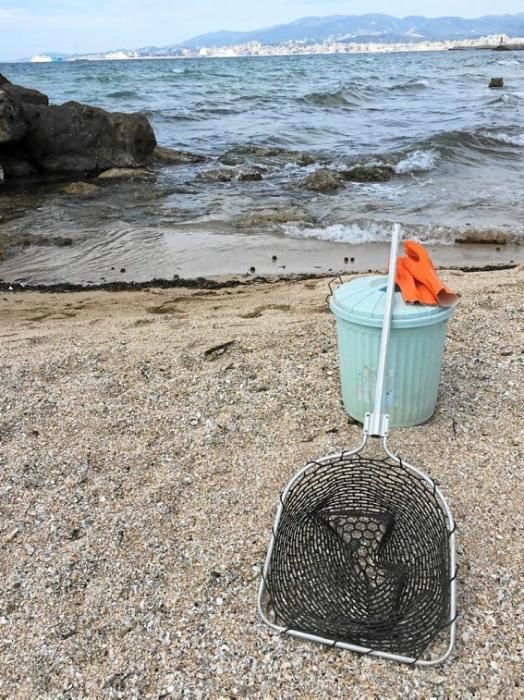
[488,92,522,106]
[283,222,394,244]
[479,130,524,147]
[282,222,521,246]
[496,59,521,66]
[301,90,356,108]
[394,149,439,174]
[157,112,207,122]
[282,221,461,245]
[106,89,139,99]
[81,75,114,83]
[390,78,430,91]
[404,128,524,164]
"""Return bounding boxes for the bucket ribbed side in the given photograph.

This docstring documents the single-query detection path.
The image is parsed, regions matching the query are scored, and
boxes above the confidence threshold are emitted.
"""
[336,318,449,428]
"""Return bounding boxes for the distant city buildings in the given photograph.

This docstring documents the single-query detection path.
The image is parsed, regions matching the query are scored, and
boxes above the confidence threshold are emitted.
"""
[30,34,523,63]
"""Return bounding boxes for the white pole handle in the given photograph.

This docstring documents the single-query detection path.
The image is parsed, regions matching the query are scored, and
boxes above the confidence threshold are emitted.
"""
[366,224,401,437]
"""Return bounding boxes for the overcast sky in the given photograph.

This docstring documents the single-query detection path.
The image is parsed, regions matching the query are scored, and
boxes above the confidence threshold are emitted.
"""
[1,1,523,61]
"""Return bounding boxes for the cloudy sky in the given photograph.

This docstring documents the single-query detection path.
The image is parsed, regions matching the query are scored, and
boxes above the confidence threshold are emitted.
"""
[1,0,523,61]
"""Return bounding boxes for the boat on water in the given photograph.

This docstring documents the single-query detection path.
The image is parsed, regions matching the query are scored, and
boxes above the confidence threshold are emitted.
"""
[30,54,64,63]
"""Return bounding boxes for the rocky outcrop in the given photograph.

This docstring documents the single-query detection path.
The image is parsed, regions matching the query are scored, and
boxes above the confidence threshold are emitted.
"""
[153,146,205,165]
[341,164,394,182]
[301,168,344,192]
[236,208,314,228]
[196,166,264,183]
[23,101,156,173]
[0,90,27,144]
[0,73,48,106]
[0,74,156,181]
[61,181,100,195]
[238,167,263,181]
[0,141,37,177]
[197,168,236,182]
[97,167,153,180]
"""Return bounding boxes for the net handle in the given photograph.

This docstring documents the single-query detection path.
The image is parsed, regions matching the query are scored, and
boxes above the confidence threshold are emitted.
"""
[365,223,401,437]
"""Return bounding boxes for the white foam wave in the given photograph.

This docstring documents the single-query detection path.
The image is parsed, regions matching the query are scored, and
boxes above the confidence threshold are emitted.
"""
[498,91,524,104]
[394,149,439,174]
[282,222,459,245]
[496,59,520,66]
[485,131,524,146]
[283,222,392,244]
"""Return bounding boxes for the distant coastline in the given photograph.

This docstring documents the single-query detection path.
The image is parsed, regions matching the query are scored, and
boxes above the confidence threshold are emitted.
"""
[23,34,524,63]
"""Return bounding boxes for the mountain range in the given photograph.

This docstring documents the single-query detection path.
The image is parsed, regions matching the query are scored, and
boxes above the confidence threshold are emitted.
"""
[179,13,524,49]
[25,13,524,62]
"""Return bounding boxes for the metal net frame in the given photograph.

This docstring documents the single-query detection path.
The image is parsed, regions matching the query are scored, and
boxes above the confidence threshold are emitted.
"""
[258,446,457,665]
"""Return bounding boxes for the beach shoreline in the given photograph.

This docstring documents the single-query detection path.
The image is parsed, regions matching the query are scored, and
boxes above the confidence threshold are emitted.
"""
[0,237,521,289]
[0,267,522,696]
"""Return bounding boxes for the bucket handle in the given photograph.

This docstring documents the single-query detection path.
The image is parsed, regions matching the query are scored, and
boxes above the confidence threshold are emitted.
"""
[326,275,344,304]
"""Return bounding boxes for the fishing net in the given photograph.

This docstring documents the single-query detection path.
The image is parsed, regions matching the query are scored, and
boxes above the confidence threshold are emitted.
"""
[264,451,453,659]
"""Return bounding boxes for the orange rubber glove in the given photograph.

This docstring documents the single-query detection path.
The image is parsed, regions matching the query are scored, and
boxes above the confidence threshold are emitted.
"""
[395,241,458,307]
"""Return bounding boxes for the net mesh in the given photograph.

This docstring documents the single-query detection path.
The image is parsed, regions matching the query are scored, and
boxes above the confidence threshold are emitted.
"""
[265,452,452,658]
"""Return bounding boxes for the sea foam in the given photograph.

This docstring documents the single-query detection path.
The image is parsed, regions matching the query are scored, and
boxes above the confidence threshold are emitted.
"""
[394,149,439,174]
[483,131,524,147]
[283,222,392,244]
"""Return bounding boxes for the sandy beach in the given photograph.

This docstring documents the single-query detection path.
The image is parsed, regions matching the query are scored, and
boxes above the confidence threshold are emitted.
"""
[0,266,522,698]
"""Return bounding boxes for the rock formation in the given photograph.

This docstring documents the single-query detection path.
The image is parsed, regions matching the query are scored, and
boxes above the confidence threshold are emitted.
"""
[0,74,156,180]
[301,168,344,192]
[341,164,394,182]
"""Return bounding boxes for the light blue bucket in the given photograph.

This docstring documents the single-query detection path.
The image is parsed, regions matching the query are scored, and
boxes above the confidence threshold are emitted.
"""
[329,275,456,428]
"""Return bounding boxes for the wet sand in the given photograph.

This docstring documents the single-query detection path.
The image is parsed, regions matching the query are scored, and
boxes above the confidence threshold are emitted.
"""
[0,232,521,287]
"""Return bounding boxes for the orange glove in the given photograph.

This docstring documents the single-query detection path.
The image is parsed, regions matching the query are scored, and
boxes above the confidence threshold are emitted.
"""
[395,241,458,307]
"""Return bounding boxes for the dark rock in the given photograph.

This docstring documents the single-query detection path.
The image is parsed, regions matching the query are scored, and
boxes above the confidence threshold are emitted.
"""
[61,181,100,195]
[236,208,314,228]
[455,230,510,244]
[153,146,205,164]
[489,77,504,88]
[0,143,37,177]
[248,146,316,165]
[0,76,156,179]
[0,90,27,144]
[23,101,156,173]
[198,165,263,182]
[219,154,243,166]
[197,168,235,182]
[97,167,152,180]
[238,168,263,181]
[301,168,344,192]
[0,74,48,106]
[341,164,394,182]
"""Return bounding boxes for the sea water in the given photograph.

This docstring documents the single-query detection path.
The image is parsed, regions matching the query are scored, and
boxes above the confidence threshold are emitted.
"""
[0,51,522,284]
